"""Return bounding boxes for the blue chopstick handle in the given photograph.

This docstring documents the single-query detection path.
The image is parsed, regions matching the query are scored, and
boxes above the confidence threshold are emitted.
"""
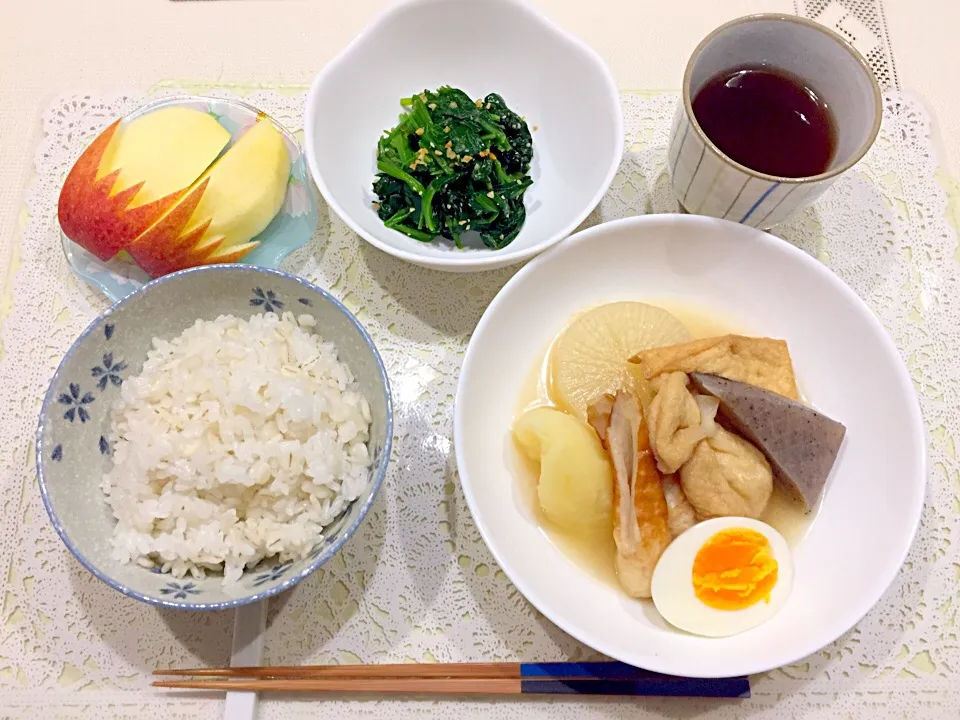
[521,661,661,679]
[518,662,750,698]
[520,677,750,698]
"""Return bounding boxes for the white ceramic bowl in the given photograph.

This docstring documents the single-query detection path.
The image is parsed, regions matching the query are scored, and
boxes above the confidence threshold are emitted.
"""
[454,215,926,676]
[304,0,623,272]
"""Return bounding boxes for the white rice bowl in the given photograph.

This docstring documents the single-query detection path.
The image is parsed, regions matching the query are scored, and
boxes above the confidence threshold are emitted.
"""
[101,311,372,585]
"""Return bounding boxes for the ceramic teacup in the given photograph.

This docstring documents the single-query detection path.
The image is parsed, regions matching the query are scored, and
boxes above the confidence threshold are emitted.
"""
[667,14,881,229]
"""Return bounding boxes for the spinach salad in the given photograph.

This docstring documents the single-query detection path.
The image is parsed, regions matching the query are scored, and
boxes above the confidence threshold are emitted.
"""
[373,87,534,250]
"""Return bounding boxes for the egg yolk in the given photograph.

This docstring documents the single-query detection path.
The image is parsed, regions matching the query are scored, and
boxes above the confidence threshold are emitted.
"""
[692,528,778,611]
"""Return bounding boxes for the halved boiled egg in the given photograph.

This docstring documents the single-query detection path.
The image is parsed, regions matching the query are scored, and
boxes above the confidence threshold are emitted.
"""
[651,517,793,637]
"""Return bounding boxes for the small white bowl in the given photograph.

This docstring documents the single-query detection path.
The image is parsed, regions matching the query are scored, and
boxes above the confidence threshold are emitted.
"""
[454,215,926,676]
[304,0,623,272]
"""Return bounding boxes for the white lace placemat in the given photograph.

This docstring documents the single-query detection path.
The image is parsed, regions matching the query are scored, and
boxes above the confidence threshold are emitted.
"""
[0,88,956,719]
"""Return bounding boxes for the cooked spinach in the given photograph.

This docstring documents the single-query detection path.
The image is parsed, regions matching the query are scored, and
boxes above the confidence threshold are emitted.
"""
[373,87,534,250]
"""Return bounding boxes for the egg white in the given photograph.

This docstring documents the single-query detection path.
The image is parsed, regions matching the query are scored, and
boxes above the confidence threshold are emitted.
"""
[651,517,794,638]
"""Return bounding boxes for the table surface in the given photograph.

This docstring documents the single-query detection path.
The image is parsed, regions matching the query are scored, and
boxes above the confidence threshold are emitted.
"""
[1,0,959,717]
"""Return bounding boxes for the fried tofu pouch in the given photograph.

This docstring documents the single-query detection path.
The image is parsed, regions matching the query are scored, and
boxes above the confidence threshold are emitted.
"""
[647,371,705,474]
[680,427,773,519]
[629,335,799,400]
[588,391,670,599]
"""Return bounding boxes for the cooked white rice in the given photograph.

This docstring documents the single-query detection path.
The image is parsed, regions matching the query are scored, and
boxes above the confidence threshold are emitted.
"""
[101,311,372,585]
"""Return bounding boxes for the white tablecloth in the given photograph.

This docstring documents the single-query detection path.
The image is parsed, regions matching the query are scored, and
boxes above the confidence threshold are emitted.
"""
[1,1,959,719]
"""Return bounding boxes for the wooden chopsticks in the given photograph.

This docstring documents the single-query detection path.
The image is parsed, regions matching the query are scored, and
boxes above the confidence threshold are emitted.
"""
[153,661,750,698]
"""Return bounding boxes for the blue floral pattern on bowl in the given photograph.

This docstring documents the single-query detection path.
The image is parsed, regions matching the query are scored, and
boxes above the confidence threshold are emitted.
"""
[161,581,202,600]
[60,95,321,303]
[58,384,96,423]
[91,352,127,391]
[250,286,284,313]
[252,561,294,587]
[36,265,392,609]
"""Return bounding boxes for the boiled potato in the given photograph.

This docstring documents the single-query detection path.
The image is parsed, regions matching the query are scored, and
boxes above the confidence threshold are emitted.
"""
[512,406,613,533]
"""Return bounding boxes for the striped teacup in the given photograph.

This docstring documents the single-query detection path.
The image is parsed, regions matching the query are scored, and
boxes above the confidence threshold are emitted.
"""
[668,14,881,229]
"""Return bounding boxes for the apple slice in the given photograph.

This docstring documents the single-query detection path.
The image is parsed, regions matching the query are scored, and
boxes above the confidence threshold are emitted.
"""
[97,106,231,209]
[205,241,261,265]
[120,180,220,276]
[58,108,230,261]
[127,118,290,277]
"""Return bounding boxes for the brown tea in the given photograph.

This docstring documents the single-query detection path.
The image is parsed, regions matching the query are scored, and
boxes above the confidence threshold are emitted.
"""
[692,65,837,178]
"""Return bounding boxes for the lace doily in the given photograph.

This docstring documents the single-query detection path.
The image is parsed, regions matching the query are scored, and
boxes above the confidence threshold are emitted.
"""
[0,88,957,719]
[797,0,900,89]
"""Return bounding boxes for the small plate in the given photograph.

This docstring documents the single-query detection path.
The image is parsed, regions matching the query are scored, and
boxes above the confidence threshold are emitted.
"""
[455,214,926,677]
[61,96,320,302]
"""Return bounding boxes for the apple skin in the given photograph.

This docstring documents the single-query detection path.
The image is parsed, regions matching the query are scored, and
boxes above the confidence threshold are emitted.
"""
[125,179,221,277]
[124,179,261,277]
[57,120,188,262]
